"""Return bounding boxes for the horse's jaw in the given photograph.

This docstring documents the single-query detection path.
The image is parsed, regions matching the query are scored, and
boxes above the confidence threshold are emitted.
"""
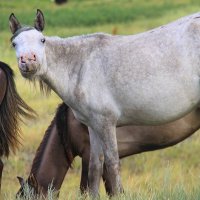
[18,64,37,79]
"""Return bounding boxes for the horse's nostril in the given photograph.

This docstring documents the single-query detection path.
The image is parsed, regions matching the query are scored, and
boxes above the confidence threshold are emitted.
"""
[31,52,36,61]
[33,54,36,61]
[20,56,26,63]
[20,54,36,63]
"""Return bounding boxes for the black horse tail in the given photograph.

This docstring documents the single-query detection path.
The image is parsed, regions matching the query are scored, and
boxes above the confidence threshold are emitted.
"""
[56,103,73,167]
[0,61,36,157]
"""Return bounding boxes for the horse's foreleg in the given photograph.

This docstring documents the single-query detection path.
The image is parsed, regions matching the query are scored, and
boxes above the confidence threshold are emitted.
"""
[101,125,123,196]
[88,127,104,197]
[0,159,3,191]
[88,124,123,197]
[80,150,90,194]
[103,160,124,196]
[102,164,112,195]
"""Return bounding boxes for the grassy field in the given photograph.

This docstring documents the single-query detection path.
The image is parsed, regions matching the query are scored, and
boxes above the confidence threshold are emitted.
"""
[1,0,200,199]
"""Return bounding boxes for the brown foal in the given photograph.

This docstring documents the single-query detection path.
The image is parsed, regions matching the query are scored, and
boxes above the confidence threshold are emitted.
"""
[17,103,200,197]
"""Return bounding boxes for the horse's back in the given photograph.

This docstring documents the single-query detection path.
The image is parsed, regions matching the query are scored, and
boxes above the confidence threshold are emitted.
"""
[84,13,200,126]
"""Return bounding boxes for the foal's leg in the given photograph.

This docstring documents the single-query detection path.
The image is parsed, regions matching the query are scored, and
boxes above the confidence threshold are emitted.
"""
[80,150,90,194]
[88,124,123,197]
[0,159,3,191]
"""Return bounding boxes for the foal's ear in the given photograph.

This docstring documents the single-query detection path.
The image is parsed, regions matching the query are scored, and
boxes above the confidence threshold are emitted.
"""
[17,176,25,187]
[9,13,22,34]
[34,9,45,32]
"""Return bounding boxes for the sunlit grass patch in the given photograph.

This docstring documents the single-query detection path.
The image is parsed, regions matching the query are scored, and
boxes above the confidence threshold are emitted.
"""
[4,171,200,200]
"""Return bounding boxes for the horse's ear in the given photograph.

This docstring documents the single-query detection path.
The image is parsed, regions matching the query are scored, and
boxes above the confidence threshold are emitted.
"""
[9,13,22,34]
[34,9,45,32]
[17,176,25,187]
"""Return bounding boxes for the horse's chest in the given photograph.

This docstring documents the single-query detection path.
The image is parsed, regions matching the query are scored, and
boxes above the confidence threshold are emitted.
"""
[71,108,89,126]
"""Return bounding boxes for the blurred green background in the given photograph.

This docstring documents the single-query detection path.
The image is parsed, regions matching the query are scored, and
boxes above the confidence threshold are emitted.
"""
[1,0,200,199]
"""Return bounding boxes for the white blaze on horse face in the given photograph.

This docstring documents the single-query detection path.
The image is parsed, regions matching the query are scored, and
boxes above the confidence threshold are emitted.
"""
[12,29,47,78]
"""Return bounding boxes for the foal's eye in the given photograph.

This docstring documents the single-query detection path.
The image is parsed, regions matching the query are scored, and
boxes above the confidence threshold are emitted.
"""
[41,38,45,43]
[12,42,16,48]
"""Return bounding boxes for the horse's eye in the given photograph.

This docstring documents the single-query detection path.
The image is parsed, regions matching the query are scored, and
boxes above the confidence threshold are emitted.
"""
[12,42,16,48]
[41,38,45,43]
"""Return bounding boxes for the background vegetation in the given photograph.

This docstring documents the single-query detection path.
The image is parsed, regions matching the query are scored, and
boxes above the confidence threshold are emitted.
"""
[1,0,200,199]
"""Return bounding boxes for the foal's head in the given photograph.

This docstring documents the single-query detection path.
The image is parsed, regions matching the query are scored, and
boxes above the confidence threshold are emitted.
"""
[16,174,40,198]
[9,9,47,79]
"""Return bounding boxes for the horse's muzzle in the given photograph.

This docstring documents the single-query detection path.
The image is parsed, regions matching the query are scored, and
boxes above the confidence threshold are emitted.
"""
[19,62,37,78]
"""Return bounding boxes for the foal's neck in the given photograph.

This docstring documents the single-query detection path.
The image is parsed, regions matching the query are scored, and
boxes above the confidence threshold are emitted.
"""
[30,123,71,192]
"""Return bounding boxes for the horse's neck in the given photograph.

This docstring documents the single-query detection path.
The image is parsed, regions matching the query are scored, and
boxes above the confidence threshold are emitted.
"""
[43,34,108,106]
[43,37,79,103]
[30,123,71,192]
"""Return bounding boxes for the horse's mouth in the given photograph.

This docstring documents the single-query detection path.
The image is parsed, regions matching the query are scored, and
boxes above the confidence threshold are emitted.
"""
[19,63,37,78]
[19,68,37,78]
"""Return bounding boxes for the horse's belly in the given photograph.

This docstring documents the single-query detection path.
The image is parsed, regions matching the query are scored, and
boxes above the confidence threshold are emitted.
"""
[115,77,200,126]
[118,104,192,126]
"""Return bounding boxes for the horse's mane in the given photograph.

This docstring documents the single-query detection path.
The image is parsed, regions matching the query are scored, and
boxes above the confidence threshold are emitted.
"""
[0,61,36,157]
[55,103,74,166]
[30,103,73,176]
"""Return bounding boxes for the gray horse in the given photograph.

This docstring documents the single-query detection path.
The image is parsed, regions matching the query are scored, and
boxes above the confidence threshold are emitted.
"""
[9,10,200,197]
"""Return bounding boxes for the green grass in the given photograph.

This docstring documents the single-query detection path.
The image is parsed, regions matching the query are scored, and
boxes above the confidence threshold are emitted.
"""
[1,0,200,31]
[1,0,200,199]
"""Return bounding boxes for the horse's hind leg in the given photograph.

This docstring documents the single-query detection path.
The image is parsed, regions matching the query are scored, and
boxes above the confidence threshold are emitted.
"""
[0,159,4,191]
[80,150,90,194]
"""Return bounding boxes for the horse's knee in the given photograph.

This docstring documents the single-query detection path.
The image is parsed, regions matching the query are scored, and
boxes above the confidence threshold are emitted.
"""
[104,161,120,179]
[104,152,119,168]
[89,154,104,175]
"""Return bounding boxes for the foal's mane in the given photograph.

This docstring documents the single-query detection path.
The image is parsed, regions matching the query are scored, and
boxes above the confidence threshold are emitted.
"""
[55,103,74,165]
[0,61,36,157]
[31,103,73,176]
